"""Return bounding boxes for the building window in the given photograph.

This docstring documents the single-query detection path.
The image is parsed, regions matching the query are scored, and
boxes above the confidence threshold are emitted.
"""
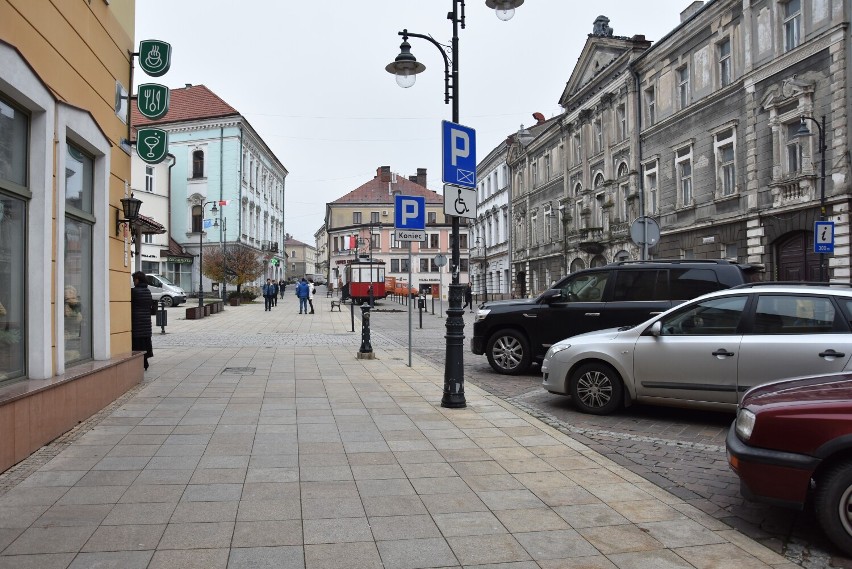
[352,211,362,225]
[785,122,803,174]
[143,233,153,244]
[0,192,25,381]
[192,150,204,179]
[676,146,693,207]
[391,259,399,272]
[719,39,731,87]
[594,119,603,154]
[783,0,801,52]
[644,161,658,215]
[724,243,738,260]
[370,232,380,250]
[145,165,154,193]
[429,233,439,249]
[677,66,689,109]
[593,173,605,228]
[370,211,380,223]
[714,128,737,196]
[544,154,551,180]
[681,248,695,260]
[419,258,429,272]
[65,143,94,365]
[544,205,553,242]
[530,212,538,244]
[427,211,437,224]
[645,87,656,126]
[460,258,469,272]
[616,104,627,141]
[532,162,538,187]
[573,133,582,166]
[191,205,202,233]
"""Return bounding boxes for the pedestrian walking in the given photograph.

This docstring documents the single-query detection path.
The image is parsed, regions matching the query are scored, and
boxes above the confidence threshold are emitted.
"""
[463,283,473,312]
[279,279,287,299]
[273,280,279,307]
[308,279,316,314]
[130,271,154,370]
[263,279,276,311]
[295,277,310,314]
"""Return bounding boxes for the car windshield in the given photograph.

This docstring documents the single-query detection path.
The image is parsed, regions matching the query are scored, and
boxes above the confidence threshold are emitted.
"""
[154,275,175,286]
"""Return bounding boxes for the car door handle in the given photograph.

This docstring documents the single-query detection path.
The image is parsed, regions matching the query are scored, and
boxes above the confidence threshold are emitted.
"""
[819,350,845,358]
[522,314,536,318]
[649,311,664,315]
[584,313,600,317]
[712,349,735,357]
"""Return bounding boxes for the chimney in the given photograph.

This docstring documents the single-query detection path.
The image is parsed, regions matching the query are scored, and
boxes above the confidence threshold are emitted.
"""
[378,166,391,183]
[415,168,427,187]
[680,1,703,22]
[185,83,192,89]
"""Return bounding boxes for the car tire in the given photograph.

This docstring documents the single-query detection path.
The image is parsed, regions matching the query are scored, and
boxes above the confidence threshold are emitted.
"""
[161,296,174,307]
[486,329,531,375]
[570,363,623,415]
[814,460,852,557]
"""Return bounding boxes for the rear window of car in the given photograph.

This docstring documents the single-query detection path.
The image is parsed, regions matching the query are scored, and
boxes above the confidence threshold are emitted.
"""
[669,268,724,299]
[611,270,667,301]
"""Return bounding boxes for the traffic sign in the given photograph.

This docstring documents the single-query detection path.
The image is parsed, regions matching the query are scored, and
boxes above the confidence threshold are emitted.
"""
[815,221,835,253]
[629,216,660,247]
[136,128,168,164]
[434,254,447,267]
[137,83,170,120]
[444,185,476,220]
[442,120,476,189]
[394,194,425,242]
[138,40,172,77]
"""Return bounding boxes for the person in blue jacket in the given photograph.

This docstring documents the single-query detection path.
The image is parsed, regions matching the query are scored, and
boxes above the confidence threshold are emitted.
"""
[295,277,310,314]
[262,279,276,311]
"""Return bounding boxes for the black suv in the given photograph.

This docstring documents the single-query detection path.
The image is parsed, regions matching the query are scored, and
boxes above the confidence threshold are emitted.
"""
[471,259,761,375]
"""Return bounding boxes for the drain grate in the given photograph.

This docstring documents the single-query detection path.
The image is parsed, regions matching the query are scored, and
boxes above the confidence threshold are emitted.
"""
[222,367,256,375]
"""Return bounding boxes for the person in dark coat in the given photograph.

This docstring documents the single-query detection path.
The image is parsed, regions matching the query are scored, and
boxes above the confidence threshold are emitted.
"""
[273,280,279,307]
[463,283,473,312]
[263,279,276,311]
[131,271,154,370]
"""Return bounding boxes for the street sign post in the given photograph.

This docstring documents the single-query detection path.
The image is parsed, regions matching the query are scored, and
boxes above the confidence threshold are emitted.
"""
[137,83,170,120]
[442,121,477,189]
[136,128,168,165]
[815,221,835,254]
[434,254,447,318]
[444,185,476,219]
[138,40,172,77]
[394,194,425,242]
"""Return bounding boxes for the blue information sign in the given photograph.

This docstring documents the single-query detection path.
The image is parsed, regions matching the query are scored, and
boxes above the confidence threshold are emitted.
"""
[442,120,477,189]
[814,221,835,254]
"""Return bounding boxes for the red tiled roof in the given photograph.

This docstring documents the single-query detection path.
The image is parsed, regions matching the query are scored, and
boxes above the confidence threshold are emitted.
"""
[333,170,442,205]
[135,213,165,235]
[131,84,239,129]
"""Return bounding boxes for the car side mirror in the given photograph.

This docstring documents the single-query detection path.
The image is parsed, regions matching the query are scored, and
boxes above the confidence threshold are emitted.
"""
[644,321,662,336]
[539,288,563,303]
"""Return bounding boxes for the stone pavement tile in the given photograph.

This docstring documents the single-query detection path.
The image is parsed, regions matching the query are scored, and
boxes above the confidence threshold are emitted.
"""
[431,511,506,537]
[484,446,537,462]
[494,507,571,533]
[81,523,165,551]
[76,470,140,487]
[430,437,480,450]
[476,489,547,511]
[241,482,299,501]
[299,465,354,482]
[198,456,250,469]
[181,483,243,502]
[102,502,176,525]
[34,504,112,526]
[608,549,697,569]
[171,500,238,523]
[356,478,415,498]
[584,482,656,504]
[538,557,618,569]
[344,451,399,465]
[0,553,75,569]
[400,462,458,479]
[303,517,373,544]
[298,442,344,454]
[134,469,194,485]
[228,545,305,569]
[105,444,160,458]
[158,521,235,549]
[514,529,600,560]
[420,492,489,515]
[17,470,86,487]
[56,445,115,459]
[498,458,556,474]
[232,520,302,547]
[578,524,663,554]
[154,444,206,457]
[92,457,151,471]
[147,456,202,470]
[377,537,458,569]
[302,496,366,519]
[57,485,127,505]
[299,453,348,467]
[67,551,153,569]
[247,467,299,483]
[236,498,301,521]
[148,547,229,569]
[0,528,24,551]
[119,434,169,446]
[39,456,101,471]
[249,455,299,469]
[3,525,97,555]
[450,460,508,477]
[0,504,48,528]
[369,514,442,541]
[350,463,407,480]
[609,500,684,524]
[554,503,630,529]
[344,441,393,453]
[446,534,531,566]
[410,476,470,495]
[305,541,382,569]
[189,468,247,484]
[640,519,728,548]
[542,455,602,471]
[675,542,776,569]
[119,484,186,504]
[715,529,791,565]
[361,494,425,517]
[463,474,525,492]
[393,450,446,464]
[300,480,356,500]
[671,503,730,532]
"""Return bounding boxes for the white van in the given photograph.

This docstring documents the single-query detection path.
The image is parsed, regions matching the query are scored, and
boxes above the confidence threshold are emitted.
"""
[145,274,187,307]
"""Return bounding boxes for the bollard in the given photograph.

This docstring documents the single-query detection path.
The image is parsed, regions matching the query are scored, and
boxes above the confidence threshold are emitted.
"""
[419,296,425,329]
[350,300,355,333]
[155,297,168,334]
[357,305,375,359]
[431,295,435,315]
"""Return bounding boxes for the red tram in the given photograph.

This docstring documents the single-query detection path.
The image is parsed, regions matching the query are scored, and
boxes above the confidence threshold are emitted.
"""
[342,258,386,304]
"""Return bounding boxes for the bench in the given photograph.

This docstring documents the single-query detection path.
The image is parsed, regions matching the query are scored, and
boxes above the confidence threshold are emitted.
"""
[330,300,342,311]
[326,289,333,297]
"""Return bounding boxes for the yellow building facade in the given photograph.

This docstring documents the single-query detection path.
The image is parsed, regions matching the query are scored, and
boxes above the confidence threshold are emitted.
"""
[0,0,142,472]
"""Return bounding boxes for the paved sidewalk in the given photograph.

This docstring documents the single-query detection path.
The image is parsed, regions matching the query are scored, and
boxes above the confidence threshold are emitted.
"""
[0,293,797,568]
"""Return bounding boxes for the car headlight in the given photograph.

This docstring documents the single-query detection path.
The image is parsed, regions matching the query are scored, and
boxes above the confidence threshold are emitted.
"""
[475,308,491,322]
[545,344,571,360]
[735,408,756,441]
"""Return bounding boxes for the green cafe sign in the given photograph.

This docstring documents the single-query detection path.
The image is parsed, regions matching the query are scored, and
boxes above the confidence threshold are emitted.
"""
[136,128,168,165]
[137,83,169,120]
[138,40,171,77]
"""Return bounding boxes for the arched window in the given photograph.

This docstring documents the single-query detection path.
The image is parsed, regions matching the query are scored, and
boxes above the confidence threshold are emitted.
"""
[192,150,204,179]
[594,173,604,189]
[570,258,586,273]
[191,205,202,233]
[574,183,582,196]
[617,163,628,179]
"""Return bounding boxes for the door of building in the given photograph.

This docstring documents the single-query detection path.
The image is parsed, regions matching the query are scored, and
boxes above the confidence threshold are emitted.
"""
[776,231,820,281]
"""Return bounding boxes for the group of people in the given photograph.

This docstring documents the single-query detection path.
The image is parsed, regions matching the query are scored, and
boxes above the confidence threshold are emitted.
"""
[262,279,283,311]
[263,277,315,314]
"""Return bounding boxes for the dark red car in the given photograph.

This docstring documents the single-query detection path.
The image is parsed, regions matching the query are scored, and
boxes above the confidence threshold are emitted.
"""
[726,372,852,556]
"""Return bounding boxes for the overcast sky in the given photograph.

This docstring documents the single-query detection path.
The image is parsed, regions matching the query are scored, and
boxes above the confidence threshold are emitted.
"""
[135,1,693,245]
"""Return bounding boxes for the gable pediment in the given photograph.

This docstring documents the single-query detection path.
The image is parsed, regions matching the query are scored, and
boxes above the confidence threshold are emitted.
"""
[560,38,632,106]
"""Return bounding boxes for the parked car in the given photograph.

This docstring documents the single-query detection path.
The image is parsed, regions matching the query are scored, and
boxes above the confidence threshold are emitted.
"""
[541,283,852,415]
[472,260,760,374]
[726,372,852,556]
[144,274,186,307]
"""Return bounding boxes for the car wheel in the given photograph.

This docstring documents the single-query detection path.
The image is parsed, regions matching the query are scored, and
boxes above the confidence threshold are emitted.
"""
[814,460,852,556]
[486,329,531,375]
[570,363,623,415]
[161,296,173,307]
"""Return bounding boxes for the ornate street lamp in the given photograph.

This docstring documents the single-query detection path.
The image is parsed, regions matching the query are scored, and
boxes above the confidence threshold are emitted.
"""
[794,115,827,281]
[197,200,218,307]
[115,194,143,236]
[385,0,521,408]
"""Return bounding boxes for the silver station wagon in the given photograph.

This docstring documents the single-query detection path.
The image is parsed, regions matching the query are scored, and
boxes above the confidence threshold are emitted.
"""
[541,283,852,415]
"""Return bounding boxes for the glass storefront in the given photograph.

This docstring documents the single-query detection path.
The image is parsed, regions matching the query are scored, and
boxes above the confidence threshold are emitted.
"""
[64,143,94,364]
[166,261,193,292]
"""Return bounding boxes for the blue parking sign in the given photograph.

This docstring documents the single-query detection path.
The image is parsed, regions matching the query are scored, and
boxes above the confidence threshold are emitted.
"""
[442,121,476,189]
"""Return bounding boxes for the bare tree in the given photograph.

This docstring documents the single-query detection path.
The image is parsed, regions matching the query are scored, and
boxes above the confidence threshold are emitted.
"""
[202,244,264,294]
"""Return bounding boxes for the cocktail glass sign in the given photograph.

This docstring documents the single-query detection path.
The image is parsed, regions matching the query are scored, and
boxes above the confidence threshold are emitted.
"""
[138,40,171,77]
[136,83,169,120]
[136,128,168,165]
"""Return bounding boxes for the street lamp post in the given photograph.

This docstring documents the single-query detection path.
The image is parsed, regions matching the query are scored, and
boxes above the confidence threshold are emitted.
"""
[794,115,827,281]
[214,217,227,300]
[385,0,523,409]
[198,200,219,307]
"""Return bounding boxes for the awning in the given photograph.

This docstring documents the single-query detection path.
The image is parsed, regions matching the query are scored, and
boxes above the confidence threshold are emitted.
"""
[134,213,166,235]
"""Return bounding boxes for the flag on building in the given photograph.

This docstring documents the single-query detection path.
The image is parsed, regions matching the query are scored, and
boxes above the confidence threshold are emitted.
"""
[218,200,230,206]
[348,235,357,250]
